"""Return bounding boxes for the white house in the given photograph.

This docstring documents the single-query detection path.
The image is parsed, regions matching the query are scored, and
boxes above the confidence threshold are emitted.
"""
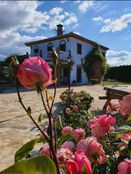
[25,24,109,85]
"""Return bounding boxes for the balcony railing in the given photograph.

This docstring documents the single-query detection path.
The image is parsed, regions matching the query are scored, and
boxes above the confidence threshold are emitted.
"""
[47,51,69,61]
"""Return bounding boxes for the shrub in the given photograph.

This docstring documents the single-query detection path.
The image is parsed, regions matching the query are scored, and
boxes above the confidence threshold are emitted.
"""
[59,89,94,129]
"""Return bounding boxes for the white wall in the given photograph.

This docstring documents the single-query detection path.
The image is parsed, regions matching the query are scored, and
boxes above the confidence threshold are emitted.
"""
[69,37,93,84]
[30,37,106,84]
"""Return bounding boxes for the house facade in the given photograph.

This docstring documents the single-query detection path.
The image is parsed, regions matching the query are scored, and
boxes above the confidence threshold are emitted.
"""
[25,24,109,85]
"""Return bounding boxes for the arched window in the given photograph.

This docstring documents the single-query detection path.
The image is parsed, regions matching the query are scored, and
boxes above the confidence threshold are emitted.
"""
[47,42,53,51]
[34,46,39,53]
[59,40,66,51]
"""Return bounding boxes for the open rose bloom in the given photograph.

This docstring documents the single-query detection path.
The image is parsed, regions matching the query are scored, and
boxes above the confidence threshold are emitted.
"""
[61,141,75,151]
[118,159,131,174]
[88,114,116,140]
[73,128,86,141]
[61,126,73,136]
[77,137,107,164]
[119,94,131,116]
[66,149,92,174]
[17,56,53,89]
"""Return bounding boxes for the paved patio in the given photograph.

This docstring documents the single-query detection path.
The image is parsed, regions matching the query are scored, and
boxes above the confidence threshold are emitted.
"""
[0,85,106,171]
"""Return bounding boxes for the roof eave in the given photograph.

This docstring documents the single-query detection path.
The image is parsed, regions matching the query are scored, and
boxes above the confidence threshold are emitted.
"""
[25,32,109,50]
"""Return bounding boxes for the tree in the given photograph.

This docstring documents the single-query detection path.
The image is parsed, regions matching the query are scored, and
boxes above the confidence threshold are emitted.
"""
[82,45,108,82]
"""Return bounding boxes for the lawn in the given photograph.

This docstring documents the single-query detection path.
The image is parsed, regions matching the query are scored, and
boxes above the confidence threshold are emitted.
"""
[97,81,131,86]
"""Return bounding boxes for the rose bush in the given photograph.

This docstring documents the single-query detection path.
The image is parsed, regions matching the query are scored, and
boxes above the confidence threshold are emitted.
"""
[1,55,131,174]
[59,89,94,129]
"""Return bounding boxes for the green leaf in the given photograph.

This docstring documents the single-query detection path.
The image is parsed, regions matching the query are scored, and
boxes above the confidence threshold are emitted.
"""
[38,113,43,123]
[0,155,57,174]
[58,133,74,146]
[127,140,131,156]
[27,107,31,115]
[113,125,131,134]
[57,115,63,129]
[15,138,45,163]
[127,115,131,121]
[82,164,87,174]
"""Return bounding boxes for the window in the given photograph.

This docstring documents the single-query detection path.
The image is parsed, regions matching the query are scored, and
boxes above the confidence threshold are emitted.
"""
[77,43,82,55]
[40,50,42,57]
[47,43,53,51]
[102,52,105,57]
[34,46,39,53]
[59,40,66,51]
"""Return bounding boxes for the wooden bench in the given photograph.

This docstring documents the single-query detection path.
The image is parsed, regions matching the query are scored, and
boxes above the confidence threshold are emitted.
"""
[99,86,131,110]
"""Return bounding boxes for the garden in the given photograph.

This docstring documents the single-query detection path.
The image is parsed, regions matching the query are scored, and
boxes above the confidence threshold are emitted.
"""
[0,55,131,174]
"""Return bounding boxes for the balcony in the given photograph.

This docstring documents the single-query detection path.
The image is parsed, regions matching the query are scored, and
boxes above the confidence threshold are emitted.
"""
[47,51,69,61]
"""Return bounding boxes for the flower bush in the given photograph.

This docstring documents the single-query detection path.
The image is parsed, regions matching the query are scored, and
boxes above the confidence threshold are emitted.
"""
[1,54,131,174]
[59,89,94,129]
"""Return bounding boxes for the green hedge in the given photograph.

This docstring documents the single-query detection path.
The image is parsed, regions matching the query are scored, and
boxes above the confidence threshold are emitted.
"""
[106,65,131,82]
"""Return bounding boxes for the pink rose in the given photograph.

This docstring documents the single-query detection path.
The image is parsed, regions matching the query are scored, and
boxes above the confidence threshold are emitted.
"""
[73,128,86,141]
[77,137,107,164]
[118,159,131,174]
[66,149,92,174]
[73,105,78,111]
[119,94,131,116]
[40,144,50,157]
[61,141,75,151]
[17,56,53,89]
[61,126,73,136]
[57,148,73,164]
[60,94,65,100]
[118,131,131,141]
[66,108,71,115]
[88,114,116,140]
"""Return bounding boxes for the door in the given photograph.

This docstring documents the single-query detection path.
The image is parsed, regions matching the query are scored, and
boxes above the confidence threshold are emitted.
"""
[77,66,82,83]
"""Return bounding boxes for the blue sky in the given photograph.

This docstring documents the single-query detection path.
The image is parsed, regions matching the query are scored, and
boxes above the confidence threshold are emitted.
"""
[0,1,131,66]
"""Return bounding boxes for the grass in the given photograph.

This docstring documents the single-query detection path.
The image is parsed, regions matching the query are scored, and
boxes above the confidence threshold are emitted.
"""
[97,81,131,86]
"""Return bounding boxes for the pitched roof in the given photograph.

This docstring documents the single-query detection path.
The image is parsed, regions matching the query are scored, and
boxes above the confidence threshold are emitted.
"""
[25,32,109,50]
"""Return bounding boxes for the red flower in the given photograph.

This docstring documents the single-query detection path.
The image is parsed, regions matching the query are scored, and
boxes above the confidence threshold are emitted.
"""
[118,158,131,174]
[61,126,73,136]
[88,114,116,140]
[40,144,50,157]
[17,56,52,89]
[73,128,86,141]
[77,137,107,164]
[119,94,131,116]
[65,108,71,115]
[61,141,75,151]
[73,105,78,111]
[66,149,92,174]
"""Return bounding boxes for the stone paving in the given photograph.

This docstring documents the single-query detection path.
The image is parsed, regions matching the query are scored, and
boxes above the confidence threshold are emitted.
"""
[0,85,106,171]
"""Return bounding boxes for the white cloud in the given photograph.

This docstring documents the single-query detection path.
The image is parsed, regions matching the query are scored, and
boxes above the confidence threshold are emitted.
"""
[77,1,94,13]
[0,1,49,35]
[92,16,103,22]
[60,0,66,3]
[47,7,78,30]
[0,2,78,60]
[93,13,131,33]
[0,32,45,60]
[106,50,131,66]
[74,31,80,35]
[49,7,63,15]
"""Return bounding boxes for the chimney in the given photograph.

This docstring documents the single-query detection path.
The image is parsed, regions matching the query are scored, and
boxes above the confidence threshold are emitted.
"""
[57,24,63,36]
